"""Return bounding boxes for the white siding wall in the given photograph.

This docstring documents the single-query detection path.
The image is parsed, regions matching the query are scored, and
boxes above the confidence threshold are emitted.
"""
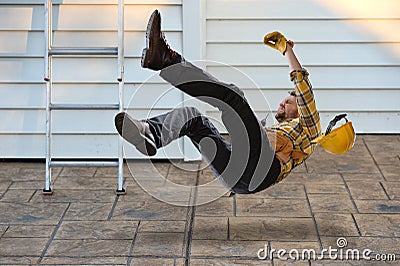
[1,0,399,159]
[0,0,187,159]
[203,0,400,134]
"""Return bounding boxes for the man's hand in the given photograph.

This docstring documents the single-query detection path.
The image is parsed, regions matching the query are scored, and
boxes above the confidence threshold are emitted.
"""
[263,31,294,55]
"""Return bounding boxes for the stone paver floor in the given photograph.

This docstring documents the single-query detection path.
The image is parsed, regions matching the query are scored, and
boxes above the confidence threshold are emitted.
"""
[0,135,399,265]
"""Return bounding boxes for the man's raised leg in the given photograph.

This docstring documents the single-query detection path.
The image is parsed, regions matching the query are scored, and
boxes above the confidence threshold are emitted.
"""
[139,10,280,193]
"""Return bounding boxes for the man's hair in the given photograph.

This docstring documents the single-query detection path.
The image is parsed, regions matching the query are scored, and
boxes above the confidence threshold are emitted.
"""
[288,90,296,97]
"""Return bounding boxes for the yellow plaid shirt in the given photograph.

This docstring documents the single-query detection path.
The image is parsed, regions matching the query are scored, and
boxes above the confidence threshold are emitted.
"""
[268,68,321,182]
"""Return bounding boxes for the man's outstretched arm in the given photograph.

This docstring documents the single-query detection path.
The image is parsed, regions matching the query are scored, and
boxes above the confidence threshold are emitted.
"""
[285,44,321,139]
[284,45,302,71]
[264,31,321,138]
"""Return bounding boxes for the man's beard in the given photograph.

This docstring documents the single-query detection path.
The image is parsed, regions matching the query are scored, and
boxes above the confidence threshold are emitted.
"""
[275,112,286,123]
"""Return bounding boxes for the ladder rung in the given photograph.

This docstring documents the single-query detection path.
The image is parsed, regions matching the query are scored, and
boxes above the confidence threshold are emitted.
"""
[49,47,118,56]
[50,161,119,167]
[50,104,119,110]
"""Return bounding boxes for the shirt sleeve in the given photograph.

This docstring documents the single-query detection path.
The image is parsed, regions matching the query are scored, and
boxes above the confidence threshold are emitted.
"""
[290,68,321,139]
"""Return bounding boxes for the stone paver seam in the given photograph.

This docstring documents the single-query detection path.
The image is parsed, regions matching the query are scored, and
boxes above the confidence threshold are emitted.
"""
[108,194,120,221]
[233,195,237,217]
[339,173,360,214]
[304,161,310,173]
[126,220,141,266]
[227,217,230,240]
[183,164,200,266]
[191,255,262,261]
[184,199,195,265]
[37,202,71,264]
[0,225,9,238]
[350,213,362,236]
[303,185,323,252]
[93,167,100,179]
[362,138,387,182]
[28,190,38,202]
[162,163,172,186]
[58,167,67,177]
[0,181,13,201]
[379,181,391,200]
[54,167,63,181]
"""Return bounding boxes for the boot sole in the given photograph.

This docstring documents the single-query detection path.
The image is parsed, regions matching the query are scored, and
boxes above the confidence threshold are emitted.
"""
[141,48,150,68]
[115,113,157,156]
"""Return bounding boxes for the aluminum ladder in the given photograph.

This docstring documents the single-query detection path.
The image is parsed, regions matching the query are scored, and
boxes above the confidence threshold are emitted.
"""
[43,0,126,195]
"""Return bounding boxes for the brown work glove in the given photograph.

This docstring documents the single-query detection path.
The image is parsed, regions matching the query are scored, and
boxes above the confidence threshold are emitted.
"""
[263,31,294,55]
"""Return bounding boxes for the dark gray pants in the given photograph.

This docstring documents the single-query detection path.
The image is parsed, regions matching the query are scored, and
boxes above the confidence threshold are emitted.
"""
[146,61,281,194]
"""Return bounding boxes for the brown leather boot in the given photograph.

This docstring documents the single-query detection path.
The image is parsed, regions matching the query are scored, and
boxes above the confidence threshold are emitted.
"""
[141,10,177,71]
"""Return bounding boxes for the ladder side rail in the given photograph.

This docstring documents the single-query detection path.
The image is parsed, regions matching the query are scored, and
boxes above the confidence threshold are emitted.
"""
[117,0,125,194]
[43,0,53,194]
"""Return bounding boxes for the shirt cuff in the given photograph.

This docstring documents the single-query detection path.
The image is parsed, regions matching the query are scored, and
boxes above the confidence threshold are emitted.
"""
[290,68,309,82]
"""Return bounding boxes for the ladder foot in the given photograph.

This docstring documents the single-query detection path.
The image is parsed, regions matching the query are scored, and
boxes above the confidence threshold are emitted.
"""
[115,188,126,195]
[42,187,53,195]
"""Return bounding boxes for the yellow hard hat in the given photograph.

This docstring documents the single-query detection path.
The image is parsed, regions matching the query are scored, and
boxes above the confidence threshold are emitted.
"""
[312,114,356,155]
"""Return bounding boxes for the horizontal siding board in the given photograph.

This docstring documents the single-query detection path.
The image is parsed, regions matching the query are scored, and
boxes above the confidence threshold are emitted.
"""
[0,134,45,158]
[206,43,400,66]
[0,134,185,159]
[206,20,400,42]
[0,5,43,30]
[52,58,165,83]
[241,89,400,112]
[1,110,44,133]
[0,108,181,134]
[52,5,117,31]
[52,83,182,109]
[51,110,116,133]
[125,5,182,31]
[0,57,177,83]
[124,58,165,83]
[53,31,117,49]
[0,83,182,109]
[2,84,397,113]
[0,58,43,82]
[0,134,118,158]
[0,0,181,3]
[314,90,400,112]
[0,4,182,31]
[52,57,118,82]
[206,66,400,89]
[55,0,181,3]
[125,84,183,109]
[52,83,118,105]
[206,0,400,19]
[0,110,116,134]
[0,84,44,108]
[51,5,181,31]
[0,31,44,56]
[0,31,182,57]
[205,110,400,134]
[124,31,182,56]
[54,31,182,56]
